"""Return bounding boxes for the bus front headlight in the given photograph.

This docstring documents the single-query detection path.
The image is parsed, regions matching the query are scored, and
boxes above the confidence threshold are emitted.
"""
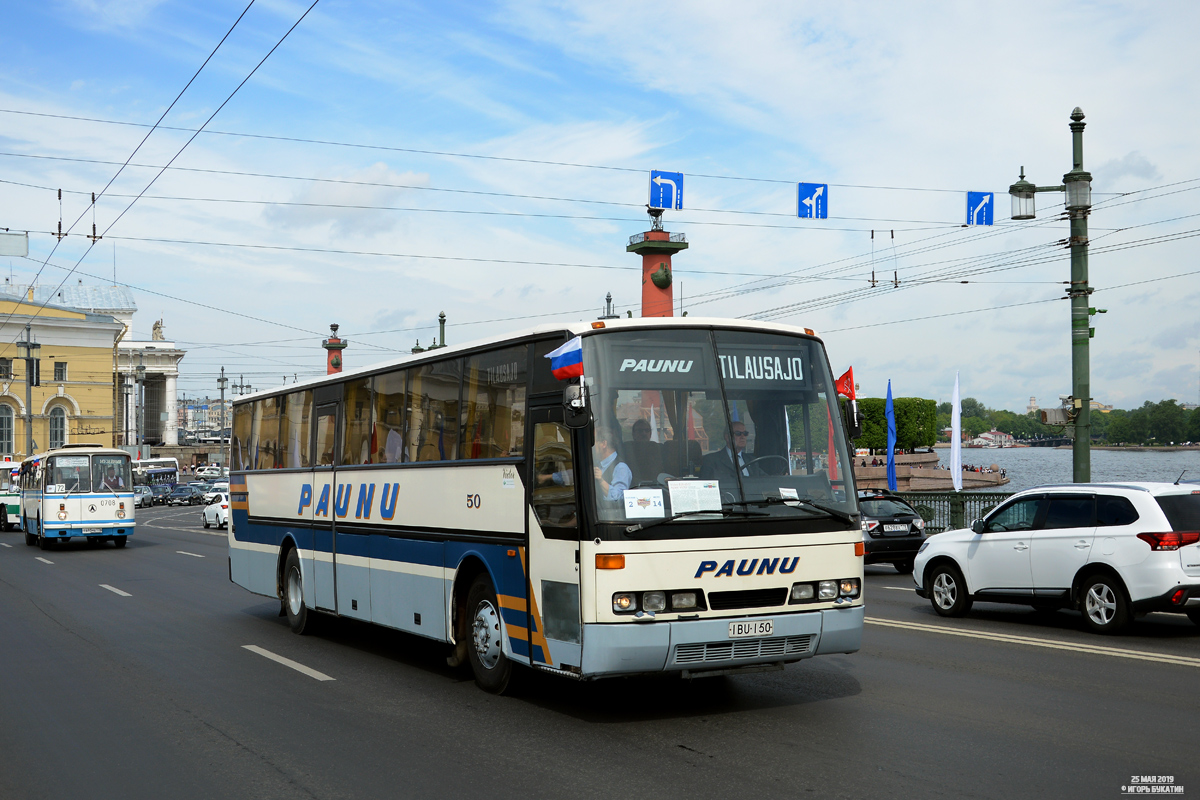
[116,509,126,519]
[642,591,666,613]
[818,580,838,600]
[613,593,637,613]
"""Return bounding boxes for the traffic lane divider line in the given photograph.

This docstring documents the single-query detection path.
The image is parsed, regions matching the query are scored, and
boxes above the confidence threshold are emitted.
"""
[242,645,335,682]
[177,551,205,558]
[100,584,132,597]
[1,542,11,548]
[877,586,915,591]
[865,617,1200,668]
[35,556,53,564]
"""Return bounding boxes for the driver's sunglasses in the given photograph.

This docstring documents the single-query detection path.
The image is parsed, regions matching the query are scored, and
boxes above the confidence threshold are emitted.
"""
[732,431,750,437]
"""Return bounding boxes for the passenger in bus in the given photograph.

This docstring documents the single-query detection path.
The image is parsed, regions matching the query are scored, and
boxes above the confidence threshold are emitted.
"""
[700,422,760,485]
[592,425,631,501]
[625,418,663,485]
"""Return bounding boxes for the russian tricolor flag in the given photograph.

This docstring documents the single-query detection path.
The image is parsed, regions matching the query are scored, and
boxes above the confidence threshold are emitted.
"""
[545,336,584,380]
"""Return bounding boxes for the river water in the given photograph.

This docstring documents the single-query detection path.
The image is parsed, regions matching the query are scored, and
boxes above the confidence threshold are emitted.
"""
[933,447,1200,493]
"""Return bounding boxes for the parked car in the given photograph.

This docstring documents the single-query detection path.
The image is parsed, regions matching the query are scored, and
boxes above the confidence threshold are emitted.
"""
[134,485,153,508]
[914,482,1200,633]
[201,492,229,529]
[151,485,173,505]
[203,481,230,505]
[858,489,926,574]
[167,485,205,506]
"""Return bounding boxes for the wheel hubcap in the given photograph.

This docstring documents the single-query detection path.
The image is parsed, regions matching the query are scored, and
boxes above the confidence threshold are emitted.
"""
[472,600,502,670]
[1086,584,1116,625]
[933,572,957,609]
[287,565,303,616]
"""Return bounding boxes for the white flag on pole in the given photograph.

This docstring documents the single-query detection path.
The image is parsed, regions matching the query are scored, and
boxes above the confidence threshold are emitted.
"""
[951,372,963,491]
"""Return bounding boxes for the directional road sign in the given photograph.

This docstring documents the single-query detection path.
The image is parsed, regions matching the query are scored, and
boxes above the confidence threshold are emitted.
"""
[649,170,683,210]
[797,183,828,219]
[967,191,994,226]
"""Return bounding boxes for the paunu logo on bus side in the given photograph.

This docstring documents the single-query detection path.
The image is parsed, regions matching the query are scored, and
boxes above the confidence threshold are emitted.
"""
[695,557,799,578]
[297,483,401,520]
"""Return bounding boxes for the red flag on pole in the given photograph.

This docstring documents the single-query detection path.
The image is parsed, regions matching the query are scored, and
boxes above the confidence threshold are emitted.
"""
[835,367,855,400]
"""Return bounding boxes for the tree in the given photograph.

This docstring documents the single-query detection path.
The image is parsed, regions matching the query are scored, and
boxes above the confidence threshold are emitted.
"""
[853,397,937,451]
[1148,399,1186,444]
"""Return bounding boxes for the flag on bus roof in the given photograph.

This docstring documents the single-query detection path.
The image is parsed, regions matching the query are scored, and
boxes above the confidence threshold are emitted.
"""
[545,336,584,380]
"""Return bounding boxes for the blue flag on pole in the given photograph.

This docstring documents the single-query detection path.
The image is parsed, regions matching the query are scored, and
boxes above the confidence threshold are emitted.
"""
[885,380,897,491]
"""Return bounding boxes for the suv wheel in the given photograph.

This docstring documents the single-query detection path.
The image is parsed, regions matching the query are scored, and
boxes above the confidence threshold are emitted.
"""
[928,562,972,617]
[1080,574,1130,634]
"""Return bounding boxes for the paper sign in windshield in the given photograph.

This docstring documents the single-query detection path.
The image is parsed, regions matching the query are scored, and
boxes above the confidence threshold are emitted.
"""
[779,487,801,506]
[624,488,665,518]
[668,480,722,514]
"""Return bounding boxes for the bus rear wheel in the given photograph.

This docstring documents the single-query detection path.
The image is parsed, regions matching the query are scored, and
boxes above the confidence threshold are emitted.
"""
[465,574,513,694]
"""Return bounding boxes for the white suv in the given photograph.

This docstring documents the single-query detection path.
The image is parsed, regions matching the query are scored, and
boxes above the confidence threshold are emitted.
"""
[913,483,1200,633]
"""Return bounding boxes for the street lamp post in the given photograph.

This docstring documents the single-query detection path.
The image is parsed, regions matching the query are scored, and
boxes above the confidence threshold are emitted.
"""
[1009,107,1094,482]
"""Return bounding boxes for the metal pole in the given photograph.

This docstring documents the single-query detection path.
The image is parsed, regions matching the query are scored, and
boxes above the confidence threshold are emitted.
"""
[23,324,32,456]
[1067,109,1091,483]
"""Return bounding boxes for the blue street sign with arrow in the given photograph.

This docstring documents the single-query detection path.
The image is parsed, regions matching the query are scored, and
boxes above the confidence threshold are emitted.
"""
[967,191,994,226]
[649,170,683,210]
[797,183,828,219]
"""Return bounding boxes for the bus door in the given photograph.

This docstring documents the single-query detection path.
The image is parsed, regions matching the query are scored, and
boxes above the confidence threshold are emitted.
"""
[525,405,582,671]
[310,401,340,612]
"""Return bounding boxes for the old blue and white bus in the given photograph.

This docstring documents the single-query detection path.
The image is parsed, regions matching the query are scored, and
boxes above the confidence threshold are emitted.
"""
[228,317,864,692]
[19,445,136,549]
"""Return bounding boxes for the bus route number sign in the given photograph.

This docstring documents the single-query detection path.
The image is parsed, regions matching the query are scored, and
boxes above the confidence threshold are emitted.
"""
[466,493,481,509]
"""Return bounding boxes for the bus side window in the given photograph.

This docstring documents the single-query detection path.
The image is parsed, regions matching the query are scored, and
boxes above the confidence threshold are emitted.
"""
[530,408,577,538]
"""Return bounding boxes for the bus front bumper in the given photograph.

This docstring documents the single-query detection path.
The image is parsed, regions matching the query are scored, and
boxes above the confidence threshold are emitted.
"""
[579,606,863,678]
[43,523,133,539]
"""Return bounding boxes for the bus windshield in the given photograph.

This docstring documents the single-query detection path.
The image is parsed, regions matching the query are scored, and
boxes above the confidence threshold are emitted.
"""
[581,328,855,530]
[49,455,91,492]
[92,455,132,493]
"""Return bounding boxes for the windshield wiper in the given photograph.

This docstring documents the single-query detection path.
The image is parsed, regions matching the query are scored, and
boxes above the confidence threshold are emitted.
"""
[732,496,857,525]
[625,505,770,535]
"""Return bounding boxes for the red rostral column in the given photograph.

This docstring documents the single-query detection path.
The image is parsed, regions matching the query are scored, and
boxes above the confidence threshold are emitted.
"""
[627,210,688,317]
[322,323,347,375]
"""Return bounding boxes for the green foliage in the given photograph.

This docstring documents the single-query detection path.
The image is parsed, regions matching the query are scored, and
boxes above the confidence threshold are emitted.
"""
[931,397,1199,446]
[853,397,937,450]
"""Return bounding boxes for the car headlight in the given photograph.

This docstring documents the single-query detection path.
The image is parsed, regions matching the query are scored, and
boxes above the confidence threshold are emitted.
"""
[613,593,637,613]
[918,540,930,554]
[642,591,667,613]
[818,580,838,600]
[670,591,698,610]
[914,518,925,529]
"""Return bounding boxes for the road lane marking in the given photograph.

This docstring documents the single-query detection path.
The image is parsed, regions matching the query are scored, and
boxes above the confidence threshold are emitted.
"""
[100,584,132,597]
[242,645,335,682]
[878,586,915,591]
[35,556,53,564]
[1,543,11,548]
[177,551,205,558]
[865,617,1200,668]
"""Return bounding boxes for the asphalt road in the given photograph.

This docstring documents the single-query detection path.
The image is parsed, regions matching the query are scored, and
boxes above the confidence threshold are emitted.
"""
[1,506,1197,799]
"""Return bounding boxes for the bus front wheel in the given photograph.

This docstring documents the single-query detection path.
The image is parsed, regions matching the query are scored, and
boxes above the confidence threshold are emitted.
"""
[23,515,35,546]
[283,548,312,634]
[465,574,513,694]
[37,518,52,550]
[113,536,127,549]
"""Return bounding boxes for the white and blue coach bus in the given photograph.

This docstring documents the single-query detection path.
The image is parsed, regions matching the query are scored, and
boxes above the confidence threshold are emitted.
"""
[228,317,865,692]
[19,445,136,549]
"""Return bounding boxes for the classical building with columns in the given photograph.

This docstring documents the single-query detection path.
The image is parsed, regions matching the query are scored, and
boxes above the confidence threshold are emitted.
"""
[0,283,185,456]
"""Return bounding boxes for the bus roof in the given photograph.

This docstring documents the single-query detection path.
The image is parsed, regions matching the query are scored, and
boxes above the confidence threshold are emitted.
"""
[234,316,824,404]
[22,446,132,465]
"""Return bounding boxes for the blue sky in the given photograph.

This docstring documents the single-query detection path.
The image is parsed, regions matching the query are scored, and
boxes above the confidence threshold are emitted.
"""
[1,0,1198,411]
